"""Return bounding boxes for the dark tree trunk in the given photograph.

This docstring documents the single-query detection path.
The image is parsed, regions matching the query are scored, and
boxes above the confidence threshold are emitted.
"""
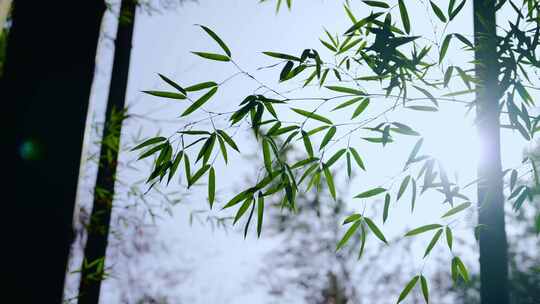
[2,1,105,303]
[473,1,510,303]
[78,1,136,303]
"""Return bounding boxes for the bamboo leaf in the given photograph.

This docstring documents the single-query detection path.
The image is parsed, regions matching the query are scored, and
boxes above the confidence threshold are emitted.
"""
[364,217,388,244]
[423,229,443,258]
[192,52,230,62]
[397,175,411,201]
[181,87,218,116]
[355,187,386,198]
[446,226,453,250]
[131,137,167,151]
[142,90,186,100]
[439,34,452,63]
[398,0,411,34]
[441,202,472,218]
[405,224,443,236]
[292,108,333,124]
[197,25,231,57]
[323,165,337,200]
[337,221,361,250]
[320,126,337,150]
[257,192,264,238]
[420,275,429,304]
[325,85,365,95]
[208,167,215,208]
[430,1,447,22]
[397,276,419,303]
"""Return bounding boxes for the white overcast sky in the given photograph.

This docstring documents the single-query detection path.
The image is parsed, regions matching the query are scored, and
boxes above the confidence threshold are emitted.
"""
[67,1,534,303]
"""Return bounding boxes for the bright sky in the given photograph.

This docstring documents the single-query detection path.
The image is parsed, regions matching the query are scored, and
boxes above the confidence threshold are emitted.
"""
[67,1,533,303]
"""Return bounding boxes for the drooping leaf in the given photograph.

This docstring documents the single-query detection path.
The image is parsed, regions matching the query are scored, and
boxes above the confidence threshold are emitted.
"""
[383,193,390,223]
[350,147,366,170]
[420,275,429,304]
[208,167,216,208]
[257,192,264,238]
[364,217,388,244]
[323,165,337,200]
[262,51,301,61]
[197,25,231,57]
[362,0,390,8]
[398,0,411,34]
[439,34,452,63]
[445,226,453,250]
[158,73,186,94]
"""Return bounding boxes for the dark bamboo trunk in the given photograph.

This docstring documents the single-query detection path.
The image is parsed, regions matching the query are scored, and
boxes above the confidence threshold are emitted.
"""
[2,1,105,303]
[77,1,136,303]
[473,1,510,303]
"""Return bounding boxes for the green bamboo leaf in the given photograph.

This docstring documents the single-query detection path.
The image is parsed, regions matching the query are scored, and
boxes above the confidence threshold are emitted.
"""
[358,224,367,260]
[262,51,301,61]
[405,224,443,236]
[189,164,210,187]
[343,214,362,224]
[301,131,314,157]
[217,136,228,164]
[423,229,443,258]
[131,137,167,151]
[430,1,447,22]
[142,90,186,100]
[223,190,252,209]
[323,165,337,200]
[446,226,453,250]
[444,66,453,87]
[351,98,370,119]
[362,0,389,8]
[325,85,365,95]
[185,81,218,92]
[332,96,363,111]
[263,138,272,173]
[257,192,264,238]
[453,33,473,48]
[138,143,166,160]
[449,0,466,20]
[397,276,419,303]
[319,126,337,150]
[349,148,366,170]
[197,25,231,57]
[355,187,386,198]
[346,151,352,178]
[397,175,411,201]
[326,149,346,168]
[441,202,472,218]
[364,217,388,244]
[454,257,469,282]
[158,73,186,94]
[336,220,361,250]
[439,34,452,63]
[208,167,215,209]
[233,198,253,225]
[192,51,230,62]
[291,108,333,124]
[398,0,411,34]
[320,39,337,52]
[168,151,183,184]
[383,193,390,223]
[217,130,240,152]
[181,87,218,116]
[406,105,439,112]
[420,275,429,304]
